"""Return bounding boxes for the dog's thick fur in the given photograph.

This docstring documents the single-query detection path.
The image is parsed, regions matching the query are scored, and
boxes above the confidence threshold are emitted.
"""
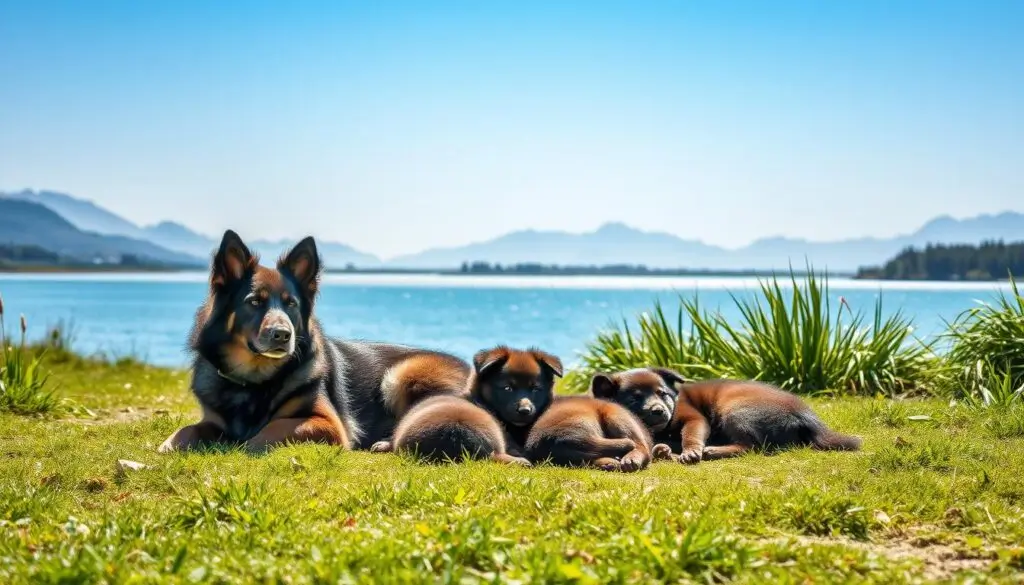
[374,346,562,465]
[591,368,862,464]
[525,396,656,472]
[158,230,470,453]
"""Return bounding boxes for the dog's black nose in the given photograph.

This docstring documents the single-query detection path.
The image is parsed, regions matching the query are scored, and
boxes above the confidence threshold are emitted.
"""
[517,404,534,416]
[650,405,666,416]
[269,327,292,343]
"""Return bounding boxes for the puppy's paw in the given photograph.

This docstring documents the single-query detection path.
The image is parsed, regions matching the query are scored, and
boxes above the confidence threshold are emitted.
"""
[493,453,533,466]
[618,451,648,473]
[369,440,394,453]
[678,448,703,465]
[652,443,674,460]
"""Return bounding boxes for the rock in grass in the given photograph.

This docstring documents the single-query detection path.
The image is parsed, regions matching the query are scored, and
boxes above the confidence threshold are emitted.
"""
[116,459,149,474]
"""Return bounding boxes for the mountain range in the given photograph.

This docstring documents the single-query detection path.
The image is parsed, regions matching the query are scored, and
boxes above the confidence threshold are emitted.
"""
[388,214,1024,271]
[0,198,198,266]
[3,188,1024,271]
[2,190,379,267]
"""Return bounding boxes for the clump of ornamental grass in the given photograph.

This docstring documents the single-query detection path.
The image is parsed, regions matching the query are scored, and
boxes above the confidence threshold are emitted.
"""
[569,269,937,396]
[944,277,1024,407]
[0,293,62,415]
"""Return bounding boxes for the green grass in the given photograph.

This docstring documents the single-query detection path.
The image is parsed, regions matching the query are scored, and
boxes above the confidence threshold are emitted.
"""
[2,357,1024,583]
[0,308,62,416]
[944,279,1024,406]
[568,270,937,397]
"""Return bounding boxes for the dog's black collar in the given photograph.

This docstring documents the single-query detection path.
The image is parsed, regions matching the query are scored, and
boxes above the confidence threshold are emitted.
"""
[216,369,250,387]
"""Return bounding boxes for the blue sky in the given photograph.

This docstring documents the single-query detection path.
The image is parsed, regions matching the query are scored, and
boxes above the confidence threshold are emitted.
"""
[1,1,1022,258]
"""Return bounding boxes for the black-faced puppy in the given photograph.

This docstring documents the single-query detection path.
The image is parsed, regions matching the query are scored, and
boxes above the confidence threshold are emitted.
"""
[592,368,862,464]
[375,346,563,465]
[525,396,655,472]
[159,230,470,454]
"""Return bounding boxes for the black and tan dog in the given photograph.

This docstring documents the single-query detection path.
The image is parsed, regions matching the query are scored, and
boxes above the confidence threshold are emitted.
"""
[158,230,470,453]
[524,396,657,472]
[591,368,862,464]
[372,346,562,465]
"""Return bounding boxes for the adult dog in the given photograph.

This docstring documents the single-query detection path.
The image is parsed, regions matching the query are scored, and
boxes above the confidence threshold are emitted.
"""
[158,230,470,453]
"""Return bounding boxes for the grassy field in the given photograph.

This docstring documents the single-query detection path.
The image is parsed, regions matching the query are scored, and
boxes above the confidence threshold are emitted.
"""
[1,354,1023,584]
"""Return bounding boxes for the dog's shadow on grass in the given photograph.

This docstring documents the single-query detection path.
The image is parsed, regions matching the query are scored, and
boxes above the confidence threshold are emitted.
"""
[165,441,275,458]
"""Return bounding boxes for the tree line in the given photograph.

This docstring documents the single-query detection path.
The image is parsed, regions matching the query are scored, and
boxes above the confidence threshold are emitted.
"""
[457,261,804,277]
[856,240,1024,280]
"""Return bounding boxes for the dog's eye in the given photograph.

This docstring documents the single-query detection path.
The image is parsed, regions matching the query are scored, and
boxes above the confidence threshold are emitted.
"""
[247,296,262,307]
[503,385,514,393]
[286,297,298,307]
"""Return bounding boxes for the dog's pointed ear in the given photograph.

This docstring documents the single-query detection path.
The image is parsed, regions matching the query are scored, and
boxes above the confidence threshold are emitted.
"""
[211,230,256,289]
[278,236,322,296]
[651,367,689,391]
[590,374,619,398]
[531,349,563,378]
[473,347,509,378]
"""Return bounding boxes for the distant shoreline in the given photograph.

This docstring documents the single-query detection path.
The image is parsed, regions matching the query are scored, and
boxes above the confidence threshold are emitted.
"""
[0,264,183,274]
[0,264,855,278]
[7,264,1015,282]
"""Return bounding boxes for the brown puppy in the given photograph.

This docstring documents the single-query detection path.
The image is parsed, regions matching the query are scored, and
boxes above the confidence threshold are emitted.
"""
[159,230,470,454]
[591,368,862,464]
[525,396,657,472]
[373,346,562,465]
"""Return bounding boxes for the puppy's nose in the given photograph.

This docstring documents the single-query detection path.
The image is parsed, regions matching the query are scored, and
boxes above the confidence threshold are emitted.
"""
[650,404,666,416]
[516,401,535,416]
[268,326,292,343]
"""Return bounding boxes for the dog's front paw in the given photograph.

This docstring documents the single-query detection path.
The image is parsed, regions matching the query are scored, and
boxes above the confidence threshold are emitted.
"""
[158,428,194,453]
[157,438,179,454]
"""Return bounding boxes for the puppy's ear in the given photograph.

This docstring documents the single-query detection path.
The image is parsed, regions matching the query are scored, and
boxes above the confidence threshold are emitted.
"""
[590,374,619,398]
[531,349,563,378]
[473,347,510,378]
[211,230,257,289]
[278,236,322,296]
[651,367,689,391]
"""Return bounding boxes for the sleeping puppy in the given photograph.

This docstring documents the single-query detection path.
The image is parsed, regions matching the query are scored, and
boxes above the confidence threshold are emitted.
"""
[591,368,862,464]
[525,395,657,472]
[371,346,562,465]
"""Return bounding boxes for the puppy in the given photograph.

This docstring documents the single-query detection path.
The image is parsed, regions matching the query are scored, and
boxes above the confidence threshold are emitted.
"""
[525,396,656,472]
[591,368,862,464]
[373,346,562,465]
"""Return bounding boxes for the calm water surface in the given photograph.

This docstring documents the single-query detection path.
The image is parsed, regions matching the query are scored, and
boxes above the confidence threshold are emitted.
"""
[0,273,1011,368]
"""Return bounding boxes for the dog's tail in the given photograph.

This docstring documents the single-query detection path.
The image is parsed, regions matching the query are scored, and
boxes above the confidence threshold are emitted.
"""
[797,411,862,451]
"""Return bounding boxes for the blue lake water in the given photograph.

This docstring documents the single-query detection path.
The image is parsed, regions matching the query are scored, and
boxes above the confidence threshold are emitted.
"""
[0,272,1013,368]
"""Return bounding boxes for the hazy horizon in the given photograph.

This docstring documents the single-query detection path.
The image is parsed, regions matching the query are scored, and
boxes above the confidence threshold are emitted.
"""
[2,1,1022,257]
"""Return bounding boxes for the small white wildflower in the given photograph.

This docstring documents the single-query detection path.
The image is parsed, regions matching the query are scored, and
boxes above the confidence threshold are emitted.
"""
[63,516,90,536]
